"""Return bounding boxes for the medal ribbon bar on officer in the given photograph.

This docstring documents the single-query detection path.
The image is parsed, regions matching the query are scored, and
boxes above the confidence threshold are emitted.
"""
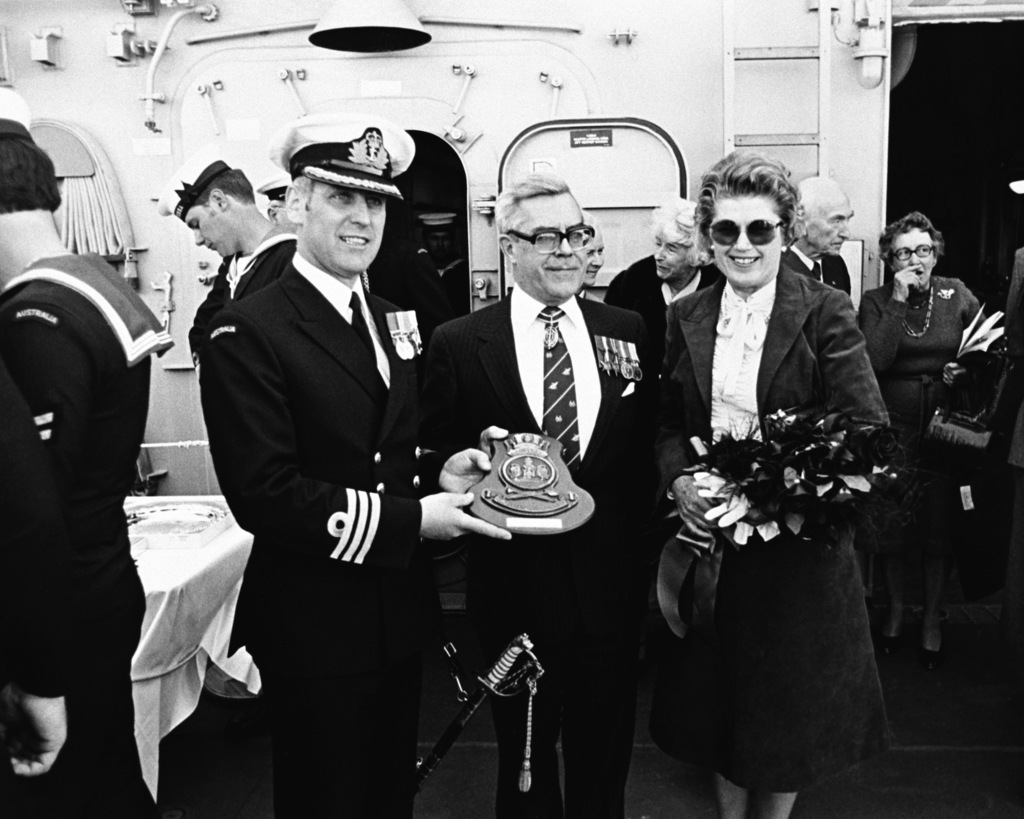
[385,310,422,360]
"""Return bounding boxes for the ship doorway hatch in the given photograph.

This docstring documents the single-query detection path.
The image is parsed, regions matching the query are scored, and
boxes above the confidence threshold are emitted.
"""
[390,130,471,317]
[886,21,1024,308]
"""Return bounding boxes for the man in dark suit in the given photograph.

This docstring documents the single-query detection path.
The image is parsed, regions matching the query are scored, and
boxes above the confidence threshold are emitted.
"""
[0,88,170,817]
[779,176,854,294]
[200,111,508,818]
[605,198,721,372]
[420,173,658,819]
[157,149,296,365]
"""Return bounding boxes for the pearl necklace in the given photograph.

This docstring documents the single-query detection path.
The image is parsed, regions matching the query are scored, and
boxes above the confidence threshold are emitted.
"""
[901,285,934,338]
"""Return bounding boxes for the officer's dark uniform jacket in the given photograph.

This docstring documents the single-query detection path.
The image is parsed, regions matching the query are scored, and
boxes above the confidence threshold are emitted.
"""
[0,254,171,617]
[199,263,439,678]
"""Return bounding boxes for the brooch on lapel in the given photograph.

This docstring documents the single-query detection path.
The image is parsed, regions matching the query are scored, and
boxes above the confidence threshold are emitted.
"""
[385,311,422,360]
[594,335,643,382]
[937,288,954,300]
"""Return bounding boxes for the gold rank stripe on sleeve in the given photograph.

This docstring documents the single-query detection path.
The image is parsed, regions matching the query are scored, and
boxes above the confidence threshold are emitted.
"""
[327,488,382,563]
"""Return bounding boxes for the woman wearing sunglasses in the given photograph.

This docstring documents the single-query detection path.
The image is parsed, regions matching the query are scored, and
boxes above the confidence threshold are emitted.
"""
[651,151,889,819]
[858,211,981,669]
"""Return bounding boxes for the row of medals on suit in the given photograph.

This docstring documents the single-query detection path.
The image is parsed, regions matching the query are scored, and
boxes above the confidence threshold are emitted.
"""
[593,334,643,382]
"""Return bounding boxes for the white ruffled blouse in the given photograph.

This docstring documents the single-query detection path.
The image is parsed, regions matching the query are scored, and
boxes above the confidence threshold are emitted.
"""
[710,278,777,440]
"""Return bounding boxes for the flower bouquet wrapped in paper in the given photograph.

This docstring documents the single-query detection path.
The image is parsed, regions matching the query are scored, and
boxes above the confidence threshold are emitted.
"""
[686,409,904,547]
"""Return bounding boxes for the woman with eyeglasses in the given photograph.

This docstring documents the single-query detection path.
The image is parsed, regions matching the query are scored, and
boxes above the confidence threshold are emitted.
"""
[858,211,981,670]
[651,151,890,819]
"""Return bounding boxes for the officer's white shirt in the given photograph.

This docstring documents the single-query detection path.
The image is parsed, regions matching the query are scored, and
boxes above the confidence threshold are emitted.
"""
[510,286,600,459]
[292,252,390,386]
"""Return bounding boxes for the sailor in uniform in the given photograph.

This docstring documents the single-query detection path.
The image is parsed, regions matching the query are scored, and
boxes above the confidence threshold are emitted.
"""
[0,88,171,818]
[157,147,296,365]
[199,111,509,818]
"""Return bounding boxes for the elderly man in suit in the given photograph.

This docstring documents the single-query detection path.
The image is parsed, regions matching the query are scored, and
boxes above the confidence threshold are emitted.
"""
[200,112,509,818]
[1003,246,1024,680]
[420,173,658,819]
[779,176,854,294]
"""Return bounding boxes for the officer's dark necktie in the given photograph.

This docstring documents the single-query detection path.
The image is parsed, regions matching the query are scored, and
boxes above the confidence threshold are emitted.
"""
[540,306,581,470]
[348,290,376,356]
[811,260,823,282]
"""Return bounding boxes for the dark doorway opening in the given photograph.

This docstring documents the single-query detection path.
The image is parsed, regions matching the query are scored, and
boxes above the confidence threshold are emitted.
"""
[887,21,1024,308]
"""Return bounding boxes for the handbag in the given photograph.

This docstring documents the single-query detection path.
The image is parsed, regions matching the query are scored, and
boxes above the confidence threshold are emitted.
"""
[923,346,1021,461]
[923,403,994,460]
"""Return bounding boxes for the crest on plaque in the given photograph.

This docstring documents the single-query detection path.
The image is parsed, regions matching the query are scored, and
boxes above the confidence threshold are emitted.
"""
[470,432,595,534]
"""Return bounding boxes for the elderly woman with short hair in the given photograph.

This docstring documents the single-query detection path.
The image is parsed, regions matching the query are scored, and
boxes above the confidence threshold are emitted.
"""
[604,198,720,369]
[858,211,981,669]
[651,152,890,819]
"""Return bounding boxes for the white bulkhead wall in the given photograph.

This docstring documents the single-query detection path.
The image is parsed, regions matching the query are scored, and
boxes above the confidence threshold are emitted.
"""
[0,0,889,495]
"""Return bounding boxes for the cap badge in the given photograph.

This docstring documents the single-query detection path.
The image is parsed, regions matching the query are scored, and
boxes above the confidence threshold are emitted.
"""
[346,128,390,177]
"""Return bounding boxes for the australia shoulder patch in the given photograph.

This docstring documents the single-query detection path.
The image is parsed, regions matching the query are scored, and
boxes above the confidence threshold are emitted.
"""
[13,308,60,327]
[209,325,237,340]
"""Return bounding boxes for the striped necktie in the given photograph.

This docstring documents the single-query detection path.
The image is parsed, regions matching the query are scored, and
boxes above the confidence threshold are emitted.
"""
[539,306,580,470]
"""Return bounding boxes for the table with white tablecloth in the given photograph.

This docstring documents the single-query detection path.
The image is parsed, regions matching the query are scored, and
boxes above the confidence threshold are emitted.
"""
[127,495,261,799]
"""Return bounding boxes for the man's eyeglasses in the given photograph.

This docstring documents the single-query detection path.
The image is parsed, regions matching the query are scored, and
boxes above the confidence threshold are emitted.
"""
[709,219,781,247]
[506,224,594,254]
[893,245,935,262]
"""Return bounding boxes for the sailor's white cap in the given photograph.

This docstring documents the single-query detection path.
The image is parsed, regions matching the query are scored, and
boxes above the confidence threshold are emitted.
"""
[0,88,34,143]
[256,168,292,202]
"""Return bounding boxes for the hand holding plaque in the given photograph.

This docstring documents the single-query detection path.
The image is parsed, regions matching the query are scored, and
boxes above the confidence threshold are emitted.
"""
[469,432,595,535]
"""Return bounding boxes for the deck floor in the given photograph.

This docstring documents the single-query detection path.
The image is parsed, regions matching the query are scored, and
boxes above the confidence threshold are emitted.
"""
[155,601,1024,819]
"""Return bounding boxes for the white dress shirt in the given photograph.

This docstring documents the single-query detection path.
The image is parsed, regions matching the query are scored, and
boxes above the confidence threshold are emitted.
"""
[292,252,390,386]
[710,278,777,440]
[510,286,600,459]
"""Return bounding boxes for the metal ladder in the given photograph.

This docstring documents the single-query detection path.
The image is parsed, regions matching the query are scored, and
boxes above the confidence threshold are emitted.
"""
[722,0,834,176]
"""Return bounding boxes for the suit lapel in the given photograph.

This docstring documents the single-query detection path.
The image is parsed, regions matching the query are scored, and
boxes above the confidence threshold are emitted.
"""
[478,299,540,434]
[577,298,622,471]
[678,280,724,417]
[280,268,386,405]
[756,268,812,410]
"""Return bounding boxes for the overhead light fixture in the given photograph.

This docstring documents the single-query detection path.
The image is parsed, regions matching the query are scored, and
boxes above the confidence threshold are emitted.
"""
[309,0,431,53]
[1010,179,1024,195]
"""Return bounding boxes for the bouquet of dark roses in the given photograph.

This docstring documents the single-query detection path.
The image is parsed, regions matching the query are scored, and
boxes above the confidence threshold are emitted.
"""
[685,409,903,547]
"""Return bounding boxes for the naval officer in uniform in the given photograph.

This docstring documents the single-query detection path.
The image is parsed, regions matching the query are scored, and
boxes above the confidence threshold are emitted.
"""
[199,112,509,818]
[0,88,171,818]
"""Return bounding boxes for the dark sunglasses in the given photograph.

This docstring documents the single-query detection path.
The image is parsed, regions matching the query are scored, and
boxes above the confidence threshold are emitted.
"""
[709,219,781,247]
